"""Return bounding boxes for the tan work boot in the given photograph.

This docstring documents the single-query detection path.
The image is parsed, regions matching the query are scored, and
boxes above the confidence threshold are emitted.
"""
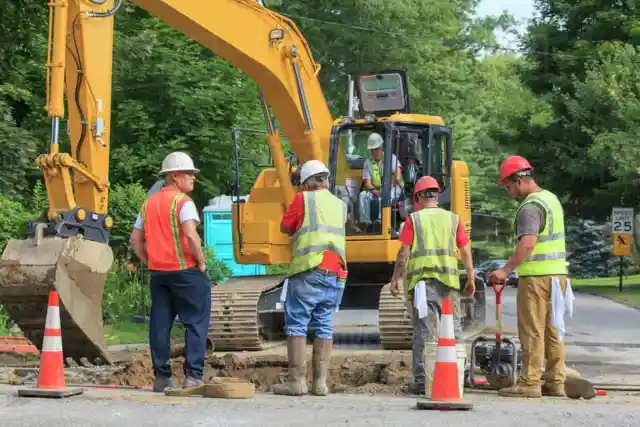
[272,336,308,396]
[311,339,332,396]
[541,383,566,397]
[498,384,542,398]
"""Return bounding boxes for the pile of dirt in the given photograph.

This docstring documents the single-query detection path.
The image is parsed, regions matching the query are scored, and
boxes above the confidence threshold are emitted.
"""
[108,349,414,395]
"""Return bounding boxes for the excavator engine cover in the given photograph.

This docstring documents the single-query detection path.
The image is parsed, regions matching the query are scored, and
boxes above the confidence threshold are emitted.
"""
[0,236,114,365]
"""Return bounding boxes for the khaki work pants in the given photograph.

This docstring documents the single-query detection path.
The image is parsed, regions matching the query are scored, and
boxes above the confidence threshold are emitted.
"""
[517,275,567,387]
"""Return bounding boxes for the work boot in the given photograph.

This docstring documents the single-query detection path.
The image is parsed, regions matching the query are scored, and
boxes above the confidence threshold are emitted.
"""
[498,384,542,398]
[565,377,596,400]
[183,376,204,389]
[152,375,175,392]
[272,336,308,396]
[541,383,565,397]
[311,338,332,396]
[407,382,426,395]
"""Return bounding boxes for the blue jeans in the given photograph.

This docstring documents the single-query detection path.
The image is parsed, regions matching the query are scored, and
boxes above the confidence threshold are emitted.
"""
[284,269,345,339]
[149,268,212,379]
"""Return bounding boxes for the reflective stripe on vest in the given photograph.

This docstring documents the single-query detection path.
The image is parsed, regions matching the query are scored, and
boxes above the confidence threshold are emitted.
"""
[289,189,346,276]
[514,189,567,276]
[406,208,460,291]
[142,188,196,271]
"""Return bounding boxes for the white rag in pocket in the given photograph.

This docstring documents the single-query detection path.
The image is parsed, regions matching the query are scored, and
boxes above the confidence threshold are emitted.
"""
[551,277,575,341]
[413,280,428,319]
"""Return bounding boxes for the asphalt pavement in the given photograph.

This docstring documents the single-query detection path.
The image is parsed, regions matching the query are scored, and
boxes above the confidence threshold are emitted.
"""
[0,386,639,426]
[329,286,640,384]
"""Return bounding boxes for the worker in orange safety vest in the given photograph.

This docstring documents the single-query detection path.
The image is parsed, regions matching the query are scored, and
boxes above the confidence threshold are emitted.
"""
[129,151,210,393]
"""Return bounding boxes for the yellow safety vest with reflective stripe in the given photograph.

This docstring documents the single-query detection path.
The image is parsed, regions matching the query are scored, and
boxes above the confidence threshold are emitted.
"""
[406,207,460,291]
[514,189,567,276]
[371,159,382,189]
[289,189,347,276]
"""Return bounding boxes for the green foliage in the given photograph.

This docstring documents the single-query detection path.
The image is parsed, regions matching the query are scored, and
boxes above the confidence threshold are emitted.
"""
[102,259,150,324]
[512,1,640,219]
[108,182,148,257]
[0,194,32,252]
[204,247,232,284]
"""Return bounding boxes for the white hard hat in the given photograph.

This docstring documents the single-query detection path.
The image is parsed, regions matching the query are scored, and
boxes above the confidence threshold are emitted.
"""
[158,151,199,175]
[367,133,384,150]
[299,160,330,184]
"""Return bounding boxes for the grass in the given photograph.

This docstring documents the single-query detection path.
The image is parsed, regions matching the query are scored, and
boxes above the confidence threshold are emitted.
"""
[104,321,185,345]
[572,274,640,307]
[0,321,185,346]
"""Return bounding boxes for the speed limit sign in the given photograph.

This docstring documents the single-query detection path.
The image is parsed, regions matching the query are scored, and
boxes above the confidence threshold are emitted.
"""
[612,207,634,235]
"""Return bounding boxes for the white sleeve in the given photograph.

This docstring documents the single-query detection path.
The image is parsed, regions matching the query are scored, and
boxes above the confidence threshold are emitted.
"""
[179,200,200,224]
[134,215,143,230]
[362,159,372,180]
[392,154,402,171]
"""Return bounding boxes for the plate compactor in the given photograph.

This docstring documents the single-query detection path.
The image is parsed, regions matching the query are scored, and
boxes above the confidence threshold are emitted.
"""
[466,282,523,390]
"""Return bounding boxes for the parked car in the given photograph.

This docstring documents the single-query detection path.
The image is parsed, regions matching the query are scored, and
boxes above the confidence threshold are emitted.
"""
[474,259,519,287]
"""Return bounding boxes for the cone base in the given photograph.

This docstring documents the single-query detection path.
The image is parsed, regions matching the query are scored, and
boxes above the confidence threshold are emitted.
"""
[18,386,84,398]
[416,399,473,411]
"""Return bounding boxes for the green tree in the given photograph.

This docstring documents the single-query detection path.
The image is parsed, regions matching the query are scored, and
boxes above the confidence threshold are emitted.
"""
[512,0,640,219]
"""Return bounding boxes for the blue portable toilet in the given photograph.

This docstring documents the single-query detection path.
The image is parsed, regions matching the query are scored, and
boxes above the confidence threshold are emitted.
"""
[203,195,266,277]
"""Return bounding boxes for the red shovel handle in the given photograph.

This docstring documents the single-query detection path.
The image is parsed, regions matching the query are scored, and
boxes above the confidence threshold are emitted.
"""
[491,281,506,305]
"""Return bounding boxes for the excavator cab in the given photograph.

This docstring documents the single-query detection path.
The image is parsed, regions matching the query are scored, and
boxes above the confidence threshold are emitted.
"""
[328,70,455,239]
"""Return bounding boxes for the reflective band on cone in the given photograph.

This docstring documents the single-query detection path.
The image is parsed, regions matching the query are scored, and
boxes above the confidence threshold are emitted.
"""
[416,297,473,411]
[18,291,84,399]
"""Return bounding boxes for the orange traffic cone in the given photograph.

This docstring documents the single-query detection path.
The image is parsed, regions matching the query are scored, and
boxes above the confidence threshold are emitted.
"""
[416,297,473,411]
[18,291,83,398]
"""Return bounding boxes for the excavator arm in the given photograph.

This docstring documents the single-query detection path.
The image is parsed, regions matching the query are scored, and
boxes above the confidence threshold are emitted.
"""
[0,0,344,363]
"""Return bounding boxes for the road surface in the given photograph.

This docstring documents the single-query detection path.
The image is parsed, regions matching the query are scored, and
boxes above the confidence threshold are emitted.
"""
[330,286,640,384]
[0,385,639,426]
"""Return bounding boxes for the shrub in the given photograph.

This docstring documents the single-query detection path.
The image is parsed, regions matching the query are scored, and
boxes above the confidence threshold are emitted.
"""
[204,247,232,284]
[108,182,148,258]
[0,195,32,253]
[102,259,150,324]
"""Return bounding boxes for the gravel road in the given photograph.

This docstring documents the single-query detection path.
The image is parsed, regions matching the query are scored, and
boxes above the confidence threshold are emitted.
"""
[0,386,638,426]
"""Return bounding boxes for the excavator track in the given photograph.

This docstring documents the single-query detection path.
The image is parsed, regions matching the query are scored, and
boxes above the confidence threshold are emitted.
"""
[378,282,413,350]
[209,275,287,351]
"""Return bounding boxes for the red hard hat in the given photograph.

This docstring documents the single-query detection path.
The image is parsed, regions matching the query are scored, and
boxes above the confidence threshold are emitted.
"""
[498,155,534,185]
[414,176,441,196]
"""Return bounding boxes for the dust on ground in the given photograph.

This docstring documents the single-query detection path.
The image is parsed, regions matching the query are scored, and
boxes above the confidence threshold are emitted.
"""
[108,346,414,395]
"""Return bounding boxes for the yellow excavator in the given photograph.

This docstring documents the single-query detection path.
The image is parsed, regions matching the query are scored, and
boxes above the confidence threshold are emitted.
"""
[0,0,486,365]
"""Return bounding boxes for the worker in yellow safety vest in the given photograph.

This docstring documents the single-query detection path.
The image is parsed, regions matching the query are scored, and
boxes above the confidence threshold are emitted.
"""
[274,159,348,397]
[489,155,569,398]
[390,176,475,395]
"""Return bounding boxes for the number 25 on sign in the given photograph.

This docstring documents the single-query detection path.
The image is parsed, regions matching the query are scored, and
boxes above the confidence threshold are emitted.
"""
[611,207,634,257]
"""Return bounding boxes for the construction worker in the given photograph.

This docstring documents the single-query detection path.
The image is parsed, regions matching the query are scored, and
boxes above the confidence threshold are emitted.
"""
[129,151,211,392]
[489,155,568,398]
[274,159,347,397]
[357,132,403,225]
[389,176,475,395]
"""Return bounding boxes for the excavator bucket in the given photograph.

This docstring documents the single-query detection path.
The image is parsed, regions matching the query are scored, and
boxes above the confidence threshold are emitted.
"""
[0,236,114,365]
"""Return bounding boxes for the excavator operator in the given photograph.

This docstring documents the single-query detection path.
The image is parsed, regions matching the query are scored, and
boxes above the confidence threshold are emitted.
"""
[276,160,348,397]
[357,132,403,227]
[129,152,211,393]
[389,176,475,395]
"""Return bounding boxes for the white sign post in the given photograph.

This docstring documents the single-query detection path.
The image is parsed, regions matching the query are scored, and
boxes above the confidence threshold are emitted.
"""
[612,207,634,235]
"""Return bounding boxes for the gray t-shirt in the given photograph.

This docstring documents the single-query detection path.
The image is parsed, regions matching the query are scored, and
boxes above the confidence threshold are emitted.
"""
[516,202,546,240]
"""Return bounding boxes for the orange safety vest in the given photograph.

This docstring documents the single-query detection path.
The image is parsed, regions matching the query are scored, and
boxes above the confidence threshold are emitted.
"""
[140,187,197,271]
